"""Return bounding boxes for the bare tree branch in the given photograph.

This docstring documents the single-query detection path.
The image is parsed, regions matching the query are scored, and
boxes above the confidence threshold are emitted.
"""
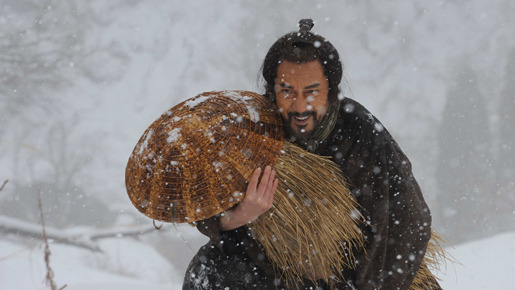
[38,190,65,290]
[0,180,8,191]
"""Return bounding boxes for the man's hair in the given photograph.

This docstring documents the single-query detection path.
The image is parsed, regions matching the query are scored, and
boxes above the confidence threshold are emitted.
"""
[261,25,343,104]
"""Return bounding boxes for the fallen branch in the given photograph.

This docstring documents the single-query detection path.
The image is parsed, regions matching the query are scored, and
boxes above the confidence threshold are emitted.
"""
[0,215,102,252]
[0,215,163,252]
[88,226,159,240]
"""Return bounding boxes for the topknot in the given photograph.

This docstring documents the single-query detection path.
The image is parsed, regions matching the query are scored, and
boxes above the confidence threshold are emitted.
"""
[298,19,314,34]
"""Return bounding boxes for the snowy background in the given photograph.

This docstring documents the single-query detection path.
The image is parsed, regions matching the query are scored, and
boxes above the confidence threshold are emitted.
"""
[1,0,514,289]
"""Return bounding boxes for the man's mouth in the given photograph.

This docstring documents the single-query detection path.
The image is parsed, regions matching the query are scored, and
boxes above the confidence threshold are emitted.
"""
[293,115,311,127]
[284,111,319,140]
[288,111,316,129]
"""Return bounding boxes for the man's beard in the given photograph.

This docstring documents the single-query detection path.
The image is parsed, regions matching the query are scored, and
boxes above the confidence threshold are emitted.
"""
[283,111,320,142]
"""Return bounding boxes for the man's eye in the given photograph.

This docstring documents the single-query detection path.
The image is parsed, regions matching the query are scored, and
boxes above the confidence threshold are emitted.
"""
[282,89,295,98]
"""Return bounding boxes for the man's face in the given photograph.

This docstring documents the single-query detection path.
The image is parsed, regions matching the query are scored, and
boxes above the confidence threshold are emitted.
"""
[274,60,329,141]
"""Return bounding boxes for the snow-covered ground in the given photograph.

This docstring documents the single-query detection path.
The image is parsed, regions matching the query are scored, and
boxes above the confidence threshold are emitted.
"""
[0,236,183,290]
[438,232,515,290]
[1,231,514,289]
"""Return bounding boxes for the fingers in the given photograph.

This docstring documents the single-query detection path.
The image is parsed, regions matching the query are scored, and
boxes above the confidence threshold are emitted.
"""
[243,165,277,213]
[267,177,278,206]
[247,167,262,197]
[256,165,272,194]
[260,166,277,208]
[265,168,276,192]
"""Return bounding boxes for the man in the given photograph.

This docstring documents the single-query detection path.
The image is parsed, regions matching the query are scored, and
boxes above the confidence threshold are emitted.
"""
[183,19,436,289]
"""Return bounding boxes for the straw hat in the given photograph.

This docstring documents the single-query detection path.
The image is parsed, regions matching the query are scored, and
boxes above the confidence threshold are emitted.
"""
[125,91,284,223]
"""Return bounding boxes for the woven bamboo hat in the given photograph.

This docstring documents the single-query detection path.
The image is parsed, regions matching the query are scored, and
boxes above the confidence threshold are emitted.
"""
[125,91,284,223]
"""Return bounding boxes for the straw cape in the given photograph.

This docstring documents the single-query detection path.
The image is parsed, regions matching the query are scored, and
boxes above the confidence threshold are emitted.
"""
[125,90,446,289]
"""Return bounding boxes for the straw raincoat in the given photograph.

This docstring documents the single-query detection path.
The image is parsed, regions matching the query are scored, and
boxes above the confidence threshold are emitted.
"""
[183,97,439,290]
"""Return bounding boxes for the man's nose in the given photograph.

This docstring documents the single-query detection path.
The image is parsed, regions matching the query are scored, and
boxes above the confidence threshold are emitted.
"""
[292,97,309,112]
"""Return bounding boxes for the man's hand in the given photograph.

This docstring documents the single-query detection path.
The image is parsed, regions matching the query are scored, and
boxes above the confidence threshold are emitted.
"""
[220,165,278,231]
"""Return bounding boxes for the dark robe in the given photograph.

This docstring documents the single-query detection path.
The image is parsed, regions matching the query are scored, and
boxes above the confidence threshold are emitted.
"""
[183,97,437,290]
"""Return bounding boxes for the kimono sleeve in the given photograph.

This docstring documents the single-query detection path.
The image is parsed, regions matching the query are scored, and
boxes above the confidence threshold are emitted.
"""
[195,214,247,255]
[353,127,432,289]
